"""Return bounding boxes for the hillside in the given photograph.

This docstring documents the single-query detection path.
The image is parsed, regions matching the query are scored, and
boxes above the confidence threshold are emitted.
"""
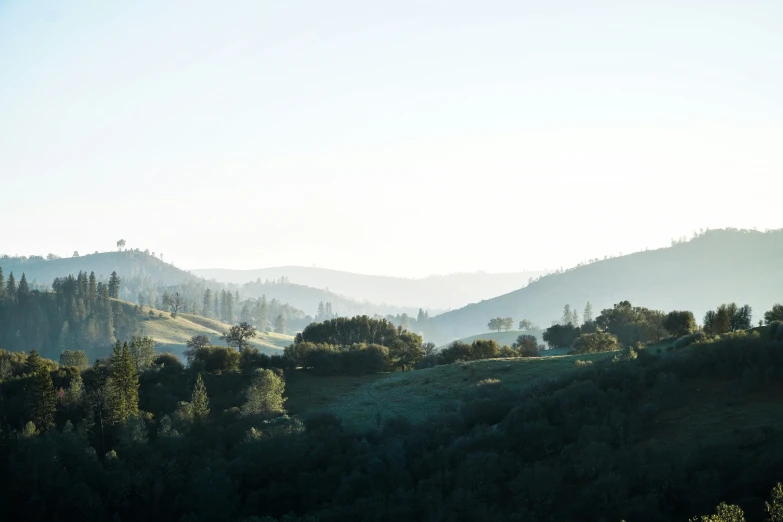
[0,250,199,289]
[435,329,545,350]
[114,300,293,357]
[286,349,613,430]
[193,266,549,311]
[241,280,419,318]
[431,229,783,341]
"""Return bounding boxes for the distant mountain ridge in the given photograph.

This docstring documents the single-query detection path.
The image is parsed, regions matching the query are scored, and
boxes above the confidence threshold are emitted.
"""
[430,229,783,342]
[0,251,196,288]
[192,266,549,311]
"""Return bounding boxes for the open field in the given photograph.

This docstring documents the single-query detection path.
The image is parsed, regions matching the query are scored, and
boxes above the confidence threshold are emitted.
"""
[287,350,614,430]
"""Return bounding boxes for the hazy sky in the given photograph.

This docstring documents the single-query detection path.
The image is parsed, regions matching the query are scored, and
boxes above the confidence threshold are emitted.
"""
[1,1,781,277]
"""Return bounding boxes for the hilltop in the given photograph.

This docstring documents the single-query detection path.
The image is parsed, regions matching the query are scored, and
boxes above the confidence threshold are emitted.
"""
[430,229,783,341]
[193,266,549,311]
[0,250,198,289]
[434,329,546,350]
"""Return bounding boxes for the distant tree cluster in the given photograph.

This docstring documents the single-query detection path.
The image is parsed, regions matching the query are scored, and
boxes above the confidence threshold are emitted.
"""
[487,317,514,332]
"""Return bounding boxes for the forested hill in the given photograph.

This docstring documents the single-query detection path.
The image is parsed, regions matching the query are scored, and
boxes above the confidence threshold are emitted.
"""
[431,229,783,341]
[193,266,549,311]
[0,251,197,289]
[241,279,419,318]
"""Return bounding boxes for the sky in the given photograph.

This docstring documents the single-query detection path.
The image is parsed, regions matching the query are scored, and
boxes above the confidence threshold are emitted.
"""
[1,1,782,277]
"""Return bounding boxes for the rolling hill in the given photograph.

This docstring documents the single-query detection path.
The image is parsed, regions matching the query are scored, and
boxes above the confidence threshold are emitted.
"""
[241,280,419,318]
[192,266,549,311]
[430,229,783,342]
[114,300,293,357]
[0,250,198,288]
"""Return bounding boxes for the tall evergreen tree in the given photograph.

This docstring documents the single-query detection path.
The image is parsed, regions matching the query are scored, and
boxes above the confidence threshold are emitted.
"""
[17,273,30,300]
[0,266,4,297]
[7,271,17,297]
[191,374,210,424]
[258,295,269,331]
[88,272,98,303]
[325,302,334,320]
[584,301,594,323]
[29,350,56,432]
[108,271,121,299]
[202,289,212,318]
[106,341,139,425]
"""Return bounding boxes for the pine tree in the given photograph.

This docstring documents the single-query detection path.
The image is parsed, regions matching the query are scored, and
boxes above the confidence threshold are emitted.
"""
[325,302,333,320]
[316,301,325,321]
[30,350,56,431]
[108,271,121,299]
[258,295,269,331]
[6,272,17,301]
[213,294,219,319]
[562,304,572,325]
[202,289,212,318]
[225,291,234,323]
[275,314,287,334]
[0,266,4,298]
[584,302,594,323]
[88,272,98,303]
[106,342,139,425]
[17,273,30,297]
[191,374,210,423]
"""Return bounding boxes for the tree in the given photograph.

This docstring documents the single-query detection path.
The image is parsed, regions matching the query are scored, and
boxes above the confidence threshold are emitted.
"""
[242,369,286,417]
[518,319,536,331]
[256,295,269,331]
[202,289,213,318]
[168,291,183,317]
[130,336,155,371]
[501,317,514,331]
[571,332,619,354]
[185,335,212,363]
[221,322,257,351]
[766,482,783,522]
[275,314,287,334]
[512,334,540,357]
[17,273,30,298]
[562,304,573,325]
[664,310,697,337]
[765,304,783,324]
[30,350,56,431]
[0,266,4,298]
[191,374,210,424]
[583,302,594,323]
[690,502,745,522]
[106,341,139,426]
[422,342,437,356]
[108,271,121,299]
[6,271,16,298]
[117,239,126,251]
[73,251,79,257]
[59,350,89,370]
[390,338,425,370]
[704,303,752,334]
[487,317,507,332]
[542,323,581,349]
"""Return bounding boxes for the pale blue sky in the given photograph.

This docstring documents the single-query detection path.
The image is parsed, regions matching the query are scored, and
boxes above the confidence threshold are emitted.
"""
[1,1,781,276]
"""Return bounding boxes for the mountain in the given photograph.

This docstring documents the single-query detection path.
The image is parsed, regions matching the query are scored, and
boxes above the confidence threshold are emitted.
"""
[0,251,198,289]
[241,280,419,318]
[192,266,549,311]
[430,229,783,342]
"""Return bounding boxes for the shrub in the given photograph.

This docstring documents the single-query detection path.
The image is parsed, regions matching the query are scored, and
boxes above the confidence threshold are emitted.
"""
[673,331,707,349]
[571,332,619,354]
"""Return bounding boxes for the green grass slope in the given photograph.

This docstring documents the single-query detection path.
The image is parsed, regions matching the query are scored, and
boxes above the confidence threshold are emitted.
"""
[114,301,293,357]
[286,350,613,430]
[436,329,545,350]
[431,229,783,342]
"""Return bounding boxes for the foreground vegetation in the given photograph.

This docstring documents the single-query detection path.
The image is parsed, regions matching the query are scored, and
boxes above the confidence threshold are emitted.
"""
[3,316,783,520]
